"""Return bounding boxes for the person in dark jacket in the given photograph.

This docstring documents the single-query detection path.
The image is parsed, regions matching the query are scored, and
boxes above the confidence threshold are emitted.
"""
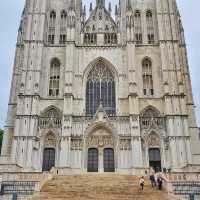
[157,176,163,190]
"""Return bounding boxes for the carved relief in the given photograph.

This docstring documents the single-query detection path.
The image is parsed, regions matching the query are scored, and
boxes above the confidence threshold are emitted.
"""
[44,133,56,148]
[119,138,131,150]
[71,138,83,150]
[147,134,160,147]
[87,135,114,148]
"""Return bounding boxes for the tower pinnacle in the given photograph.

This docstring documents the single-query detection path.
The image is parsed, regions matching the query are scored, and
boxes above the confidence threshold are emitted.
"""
[96,0,105,7]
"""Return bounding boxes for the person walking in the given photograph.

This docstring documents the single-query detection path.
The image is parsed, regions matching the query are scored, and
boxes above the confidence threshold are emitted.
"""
[157,175,163,190]
[149,167,156,188]
[139,176,145,191]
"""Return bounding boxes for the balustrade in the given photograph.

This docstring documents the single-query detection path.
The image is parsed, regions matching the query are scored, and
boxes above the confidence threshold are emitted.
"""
[39,117,62,129]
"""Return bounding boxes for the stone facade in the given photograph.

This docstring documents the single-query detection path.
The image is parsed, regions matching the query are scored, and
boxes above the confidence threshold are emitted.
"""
[1,0,200,174]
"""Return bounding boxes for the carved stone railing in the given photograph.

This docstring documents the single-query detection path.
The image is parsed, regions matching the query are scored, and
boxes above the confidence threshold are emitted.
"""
[0,172,53,199]
[39,117,62,129]
[140,117,166,130]
[164,173,200,199]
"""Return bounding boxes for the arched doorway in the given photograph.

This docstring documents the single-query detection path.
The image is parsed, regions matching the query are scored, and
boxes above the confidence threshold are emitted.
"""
[149,148,161,172]
[104,148,115,172]
[42,132,57,171]
[86,125,115,173]
[87,148,99,172]
[42,148,55,171]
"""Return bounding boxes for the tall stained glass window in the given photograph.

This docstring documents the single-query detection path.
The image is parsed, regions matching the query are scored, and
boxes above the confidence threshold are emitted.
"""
[86,61,116,116]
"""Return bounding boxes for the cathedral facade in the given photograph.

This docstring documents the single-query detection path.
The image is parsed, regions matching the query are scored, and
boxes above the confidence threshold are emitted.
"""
[1,0,200,174]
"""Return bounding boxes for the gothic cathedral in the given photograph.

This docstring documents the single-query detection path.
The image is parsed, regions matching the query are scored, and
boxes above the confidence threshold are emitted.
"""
[1,0,200,174]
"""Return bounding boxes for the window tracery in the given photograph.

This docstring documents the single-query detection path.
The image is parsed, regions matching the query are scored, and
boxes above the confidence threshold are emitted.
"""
[60,10,67,44]
[86,61,116,116]
[49,59,60,97]
[48,11,56,45]
[134,10,142,44]
[146,10,155,44]
[142,58,154,96]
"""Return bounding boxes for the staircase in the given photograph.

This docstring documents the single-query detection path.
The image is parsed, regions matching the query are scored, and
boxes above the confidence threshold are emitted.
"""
[30,174,175,200]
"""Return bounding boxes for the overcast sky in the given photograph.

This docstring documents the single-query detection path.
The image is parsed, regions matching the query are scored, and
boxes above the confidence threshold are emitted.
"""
[0,1,199,129]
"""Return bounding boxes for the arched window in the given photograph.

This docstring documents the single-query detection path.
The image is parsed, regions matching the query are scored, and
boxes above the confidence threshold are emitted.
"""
[146,10,154,44]
[48,11,56,44]
[134,10,142,44]
[49,59,60,97]
[60,10,67,44]
[61,10,67,20]
[86,61,116,116]
[50,11,56,27]
[142,58,154,96]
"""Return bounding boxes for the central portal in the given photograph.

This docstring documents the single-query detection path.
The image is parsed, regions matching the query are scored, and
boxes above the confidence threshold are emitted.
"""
[87,147,115,172]
[86,126,115,173]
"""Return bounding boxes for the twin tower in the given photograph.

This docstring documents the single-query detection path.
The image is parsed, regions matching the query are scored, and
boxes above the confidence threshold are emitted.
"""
[0,0,200,174]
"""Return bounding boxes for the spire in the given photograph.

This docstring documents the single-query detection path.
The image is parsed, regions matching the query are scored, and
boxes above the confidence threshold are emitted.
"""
[126,0,132,11]
[83,5,86,16]
[108,2,112,14]
[81,3,86,17]
[69,0,75,10]
[115,5,118,16]
[96,0,105,7]
[89,2,93,13]
[118,0,121,15]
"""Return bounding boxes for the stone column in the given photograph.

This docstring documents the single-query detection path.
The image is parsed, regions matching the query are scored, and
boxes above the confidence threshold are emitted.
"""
[131,136,143,168]
[99,147,104,173]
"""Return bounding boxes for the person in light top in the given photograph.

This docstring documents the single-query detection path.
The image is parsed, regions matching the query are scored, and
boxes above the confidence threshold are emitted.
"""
[139,176,145,191]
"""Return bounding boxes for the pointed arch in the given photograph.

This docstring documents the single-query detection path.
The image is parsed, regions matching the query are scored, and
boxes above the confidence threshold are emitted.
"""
[41,105,62,119]
[48,10,56,44]
[61,10,67,19]
[60,10,67,44]
[142,57,154,96]
[134,10,142,44]
[146,9,155,44]
[49,10,56,27]
[140,106,161,118]
[49,58,61,97]
[84,57,118,79]
[84,58,117,116]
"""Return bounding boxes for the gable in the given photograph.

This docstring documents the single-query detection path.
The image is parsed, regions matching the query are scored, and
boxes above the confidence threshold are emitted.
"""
[83,5,117,33]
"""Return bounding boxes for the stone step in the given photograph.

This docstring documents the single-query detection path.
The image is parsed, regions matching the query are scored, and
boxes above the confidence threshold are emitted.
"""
[30,175,173,200]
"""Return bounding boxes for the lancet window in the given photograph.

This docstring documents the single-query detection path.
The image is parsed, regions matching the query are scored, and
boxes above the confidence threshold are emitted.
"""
[84,33,97,45]
[86,61,116,116]
[146,10,155,44]
[49,59,60,97]
[134,10,142,44]
[104,33,117,44]
[60,10,67,44]
[48,11,56,44]
[142,58,154,96]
